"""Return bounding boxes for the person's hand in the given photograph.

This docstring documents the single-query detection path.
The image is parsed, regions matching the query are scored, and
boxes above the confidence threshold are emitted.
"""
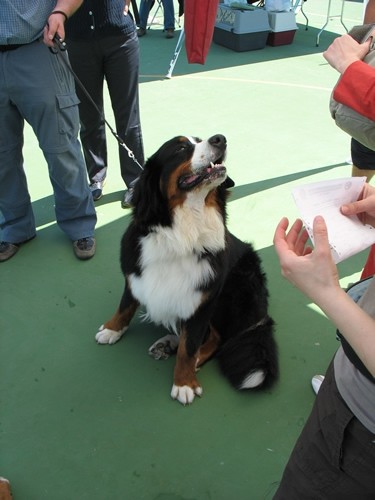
[273,216,339,304]
[43,12,66,47]
[341,183,375,227]
[323,34,371,73]
[124,0,131,15]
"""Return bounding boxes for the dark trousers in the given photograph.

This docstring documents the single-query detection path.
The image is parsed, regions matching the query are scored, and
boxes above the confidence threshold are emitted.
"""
[67,31,144,188]
[351,138,375,170]
[273,360,375,499]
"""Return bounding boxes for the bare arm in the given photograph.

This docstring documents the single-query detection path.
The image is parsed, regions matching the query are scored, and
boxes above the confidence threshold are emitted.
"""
[124,0,131,15]
[364,0,375,23]
[273,216,375,377]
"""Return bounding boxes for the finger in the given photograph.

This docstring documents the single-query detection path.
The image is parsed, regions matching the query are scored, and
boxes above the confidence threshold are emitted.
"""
[361,37,372,53]
[341,197,374,216]
[286,218,304,242]
[273,217,289,248]
[311,216,330,254]
[294,227,310,256]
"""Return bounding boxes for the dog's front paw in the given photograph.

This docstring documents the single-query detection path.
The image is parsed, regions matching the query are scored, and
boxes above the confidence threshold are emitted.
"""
[95,325,127,345]
[148,334,179,360]
[171,384,203,405]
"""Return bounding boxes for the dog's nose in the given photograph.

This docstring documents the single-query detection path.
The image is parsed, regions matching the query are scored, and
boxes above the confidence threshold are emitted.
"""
[209,134,227,148]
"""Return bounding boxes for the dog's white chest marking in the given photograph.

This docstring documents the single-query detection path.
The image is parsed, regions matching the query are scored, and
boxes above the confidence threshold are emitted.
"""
[129,199,225,331]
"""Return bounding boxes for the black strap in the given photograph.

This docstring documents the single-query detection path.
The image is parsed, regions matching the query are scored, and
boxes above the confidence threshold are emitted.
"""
[336,277,375,383]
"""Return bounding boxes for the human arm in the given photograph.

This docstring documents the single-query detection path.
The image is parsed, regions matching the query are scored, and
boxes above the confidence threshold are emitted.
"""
[124,0,131,15]
[43,0,84,46]
[273,216,375,377]
[364,0,375,24]
[332,61,375,121]
[323,34,371,74]
[323,17,375,121]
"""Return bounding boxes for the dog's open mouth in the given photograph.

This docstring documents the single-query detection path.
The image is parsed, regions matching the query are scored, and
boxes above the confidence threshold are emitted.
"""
[178,162,227,190]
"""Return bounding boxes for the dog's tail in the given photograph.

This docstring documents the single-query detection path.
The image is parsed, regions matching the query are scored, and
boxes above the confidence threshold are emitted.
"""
[216,316,278,391]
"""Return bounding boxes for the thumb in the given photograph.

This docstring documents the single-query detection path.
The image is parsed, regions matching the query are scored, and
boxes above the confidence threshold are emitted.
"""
[341,198,373,216]
[360,36,373,57]
[312,215,329,249]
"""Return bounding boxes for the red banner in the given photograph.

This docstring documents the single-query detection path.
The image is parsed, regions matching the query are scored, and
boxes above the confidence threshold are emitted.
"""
[184,0,219,64]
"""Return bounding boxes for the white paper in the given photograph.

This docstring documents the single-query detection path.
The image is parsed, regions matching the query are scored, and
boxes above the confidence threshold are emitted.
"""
[292,177,375,263]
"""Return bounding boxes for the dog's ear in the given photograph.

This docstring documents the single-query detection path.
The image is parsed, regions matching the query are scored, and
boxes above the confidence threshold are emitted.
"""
[132,158,171,227]
[222,176,235,189]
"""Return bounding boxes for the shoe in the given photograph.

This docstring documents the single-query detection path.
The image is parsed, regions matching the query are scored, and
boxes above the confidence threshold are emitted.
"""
[137,27,146,37]
[311,374,325,395]
[0,236,35,262]
[73,237,96,260]
[90,181,104,201]
[122,187,134,209]
[166,28,174,39]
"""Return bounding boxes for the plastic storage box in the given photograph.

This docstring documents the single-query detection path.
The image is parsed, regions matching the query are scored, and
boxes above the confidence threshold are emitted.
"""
[266,11,297,46]
[213,5,270,52]
[267,11,297,32]
[267,30,297,46]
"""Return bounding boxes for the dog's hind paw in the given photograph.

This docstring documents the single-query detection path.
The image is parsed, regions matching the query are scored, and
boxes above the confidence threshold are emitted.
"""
[148,334,179,360]
[171,384,203,405]
[95,325,127,345]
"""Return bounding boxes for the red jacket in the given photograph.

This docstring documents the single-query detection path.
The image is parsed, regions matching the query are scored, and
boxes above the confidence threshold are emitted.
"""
[334,60,375,121]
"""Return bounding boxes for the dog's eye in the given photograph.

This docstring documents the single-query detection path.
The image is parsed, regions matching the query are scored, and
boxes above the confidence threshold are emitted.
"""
[176,144,188,153]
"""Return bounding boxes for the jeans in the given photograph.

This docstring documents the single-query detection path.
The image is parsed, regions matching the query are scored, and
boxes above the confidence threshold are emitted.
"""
[139,0,175,30]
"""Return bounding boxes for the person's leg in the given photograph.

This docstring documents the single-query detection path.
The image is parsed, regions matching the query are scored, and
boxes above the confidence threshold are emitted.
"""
[162,0,175,30]
[103,32,144,189]
[65,38,108,188]
[274,360,375,499]
[351,138,375,183]
[0,53,36,245]
[138,0,152,30]
[11,41,96,243]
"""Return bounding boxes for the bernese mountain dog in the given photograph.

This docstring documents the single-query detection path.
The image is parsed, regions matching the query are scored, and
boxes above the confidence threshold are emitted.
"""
[96,134,278,405]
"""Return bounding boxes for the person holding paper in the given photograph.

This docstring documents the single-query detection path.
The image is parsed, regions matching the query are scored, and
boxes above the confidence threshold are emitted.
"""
[272,200,375,498]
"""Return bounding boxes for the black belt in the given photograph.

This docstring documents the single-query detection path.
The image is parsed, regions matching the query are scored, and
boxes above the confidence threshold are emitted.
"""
[0,44,23,52]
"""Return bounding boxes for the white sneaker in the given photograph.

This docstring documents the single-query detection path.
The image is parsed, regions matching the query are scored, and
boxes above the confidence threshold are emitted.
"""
[311,374,325,395]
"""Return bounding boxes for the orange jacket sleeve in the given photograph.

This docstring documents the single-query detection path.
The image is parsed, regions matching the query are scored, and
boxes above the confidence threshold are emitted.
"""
[333,60,375,121]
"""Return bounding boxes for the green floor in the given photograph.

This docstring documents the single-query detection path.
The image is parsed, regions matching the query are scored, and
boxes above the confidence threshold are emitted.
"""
[1,1,369,498]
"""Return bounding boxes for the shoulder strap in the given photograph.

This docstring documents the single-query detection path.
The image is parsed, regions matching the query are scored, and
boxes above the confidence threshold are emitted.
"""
[336,277,375,383]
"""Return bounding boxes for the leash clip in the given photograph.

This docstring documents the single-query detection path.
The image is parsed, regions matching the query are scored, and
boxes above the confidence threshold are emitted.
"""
[50,35,67,54]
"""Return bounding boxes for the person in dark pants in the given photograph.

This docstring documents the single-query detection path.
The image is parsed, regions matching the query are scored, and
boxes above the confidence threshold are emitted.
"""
[65,0,144,208]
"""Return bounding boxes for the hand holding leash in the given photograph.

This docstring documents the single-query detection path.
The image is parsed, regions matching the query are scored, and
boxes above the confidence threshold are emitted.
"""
[44,11,67,47]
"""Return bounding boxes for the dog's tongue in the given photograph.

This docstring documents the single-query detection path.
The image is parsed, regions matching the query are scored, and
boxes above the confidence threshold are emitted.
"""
[184,174,200,185]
